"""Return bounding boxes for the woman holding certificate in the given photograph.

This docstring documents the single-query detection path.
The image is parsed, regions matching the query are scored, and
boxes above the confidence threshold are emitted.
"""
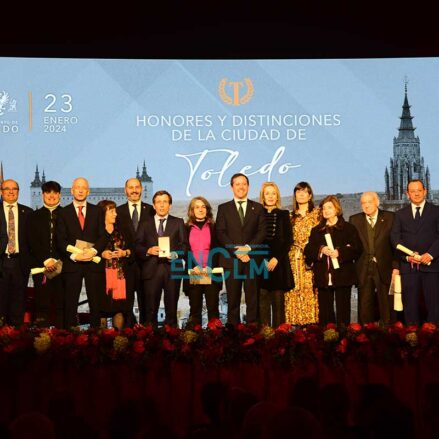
[184,196,221,327]
[304,195,362,327]
[98,200,134,330]
[258,182,294,327]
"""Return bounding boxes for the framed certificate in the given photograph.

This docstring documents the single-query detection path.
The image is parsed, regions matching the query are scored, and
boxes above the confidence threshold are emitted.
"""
[158,236,170,258]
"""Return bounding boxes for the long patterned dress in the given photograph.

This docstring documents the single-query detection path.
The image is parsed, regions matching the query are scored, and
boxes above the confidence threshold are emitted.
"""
[285,208,321,325]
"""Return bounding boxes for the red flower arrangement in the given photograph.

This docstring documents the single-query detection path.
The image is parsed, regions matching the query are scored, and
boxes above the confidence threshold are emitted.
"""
[1,321,439,368]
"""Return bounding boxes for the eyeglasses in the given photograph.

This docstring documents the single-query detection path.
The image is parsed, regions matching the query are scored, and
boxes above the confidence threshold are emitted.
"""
[1,187,19,192]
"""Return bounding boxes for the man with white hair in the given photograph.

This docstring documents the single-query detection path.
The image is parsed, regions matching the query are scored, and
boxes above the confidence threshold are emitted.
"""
[349,192,399,324]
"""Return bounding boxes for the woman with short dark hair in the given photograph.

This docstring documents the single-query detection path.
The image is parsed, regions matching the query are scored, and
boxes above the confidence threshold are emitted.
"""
[304,195,362,326]
[97,199,135,330]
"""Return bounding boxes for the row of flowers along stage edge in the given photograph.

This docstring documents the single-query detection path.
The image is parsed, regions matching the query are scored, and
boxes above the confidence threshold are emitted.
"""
[1,320,439,368]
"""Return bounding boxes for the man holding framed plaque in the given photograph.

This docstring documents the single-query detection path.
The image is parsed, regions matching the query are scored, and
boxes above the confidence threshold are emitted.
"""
[135,190,187,327]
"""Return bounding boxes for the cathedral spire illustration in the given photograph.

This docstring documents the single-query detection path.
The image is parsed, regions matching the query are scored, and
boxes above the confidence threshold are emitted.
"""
[385,81,431,202]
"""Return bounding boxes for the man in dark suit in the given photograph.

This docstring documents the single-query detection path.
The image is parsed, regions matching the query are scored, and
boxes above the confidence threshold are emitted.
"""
[135,190,187,327]
[349,192,399,325]
[391,180,439,325]
[116,177,154,325]
[56,177,109,328]
[0,179,32,326]
[27,181,64,328]
[216,173,266,324]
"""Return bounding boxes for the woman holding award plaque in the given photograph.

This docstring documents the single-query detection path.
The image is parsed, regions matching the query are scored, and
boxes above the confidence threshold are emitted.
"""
[258,182,294,328]
[304,195,362,327]
[97,200,134,330]
[183,196,222,327]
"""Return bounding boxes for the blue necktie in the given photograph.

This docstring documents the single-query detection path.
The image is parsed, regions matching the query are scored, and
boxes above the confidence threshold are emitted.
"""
[158,218,165,236]
[132,204,139,231]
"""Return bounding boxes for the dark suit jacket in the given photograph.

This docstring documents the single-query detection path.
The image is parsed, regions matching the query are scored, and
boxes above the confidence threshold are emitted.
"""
[27,205,63,269]
[1,203,33,275]
[56,202,108,273]
[304,218,362,288]
[391,202,439,273]
[349,209,399,286]
[0,214,8,264]
[135,215,188,280]
[116,201,154,243]
[216,199,266,269]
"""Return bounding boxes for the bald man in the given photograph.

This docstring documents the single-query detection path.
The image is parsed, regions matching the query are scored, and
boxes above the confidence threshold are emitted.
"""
[349,192,399,325]
[0,179,32,326]
[56,178,109,327]
[116,178,154,325]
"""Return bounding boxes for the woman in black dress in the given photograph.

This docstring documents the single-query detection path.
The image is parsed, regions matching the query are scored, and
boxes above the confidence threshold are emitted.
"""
[304,195,362,327]
[258,182,294,328]
[97,200,135,330]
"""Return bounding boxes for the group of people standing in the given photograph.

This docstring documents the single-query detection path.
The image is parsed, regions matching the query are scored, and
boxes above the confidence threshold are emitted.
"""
[0,174,438,329]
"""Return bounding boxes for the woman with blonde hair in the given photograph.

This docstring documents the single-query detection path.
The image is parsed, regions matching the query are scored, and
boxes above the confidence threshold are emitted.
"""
[258,182,294,327]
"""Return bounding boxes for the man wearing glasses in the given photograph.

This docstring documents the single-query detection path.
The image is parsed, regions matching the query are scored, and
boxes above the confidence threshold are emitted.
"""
[0,179,32,326]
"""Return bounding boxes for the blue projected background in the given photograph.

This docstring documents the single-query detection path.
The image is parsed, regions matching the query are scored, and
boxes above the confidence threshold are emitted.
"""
[1,57,439,206]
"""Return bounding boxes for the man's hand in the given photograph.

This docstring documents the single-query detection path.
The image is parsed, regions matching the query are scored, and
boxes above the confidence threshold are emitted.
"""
[407,255,421,265]
[75,252,93,262]
[147,246,160,256]
[419,253,433,265]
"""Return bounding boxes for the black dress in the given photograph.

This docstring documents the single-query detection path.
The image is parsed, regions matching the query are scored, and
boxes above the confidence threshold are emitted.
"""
[100,226,135,316]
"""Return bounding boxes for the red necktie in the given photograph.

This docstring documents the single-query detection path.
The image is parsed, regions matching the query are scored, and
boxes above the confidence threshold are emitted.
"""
[78,206,85,230]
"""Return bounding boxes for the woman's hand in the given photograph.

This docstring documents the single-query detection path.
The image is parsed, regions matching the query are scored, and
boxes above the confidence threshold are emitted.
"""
[267,257,278,271]
[102,250,113,260]
[112,249,127,258]
[321,247,339,259]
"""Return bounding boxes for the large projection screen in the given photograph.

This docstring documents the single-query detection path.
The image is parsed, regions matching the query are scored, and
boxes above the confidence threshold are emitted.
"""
[1,57,437,212]
[1,57,437,323]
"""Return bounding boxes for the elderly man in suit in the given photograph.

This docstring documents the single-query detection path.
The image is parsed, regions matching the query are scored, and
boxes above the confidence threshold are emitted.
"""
[117,177,154,325]
[216,173,266,325]
[0,179,32,326]
[391,180,439,325]
[27,181,64,328]
[135,190,187,327]
[349,192,399,325]
[56,177,109,328]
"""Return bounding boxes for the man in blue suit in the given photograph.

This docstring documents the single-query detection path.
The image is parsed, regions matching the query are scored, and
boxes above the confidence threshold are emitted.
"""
[391,180,439,325]
[216,174,266,325]
[135,190,187,327]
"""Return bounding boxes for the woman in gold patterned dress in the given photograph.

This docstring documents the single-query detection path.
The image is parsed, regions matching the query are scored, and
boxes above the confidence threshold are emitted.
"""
[284,182,321,325]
